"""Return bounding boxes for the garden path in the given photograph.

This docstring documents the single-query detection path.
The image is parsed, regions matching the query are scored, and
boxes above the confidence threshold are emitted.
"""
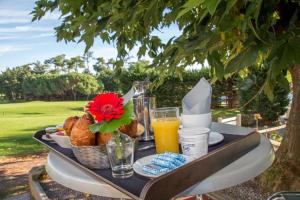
[0,153,47,199]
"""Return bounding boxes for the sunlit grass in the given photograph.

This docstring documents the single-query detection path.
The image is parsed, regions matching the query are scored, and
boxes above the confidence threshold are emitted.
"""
[212,108,240,120]
[0,101,86,157]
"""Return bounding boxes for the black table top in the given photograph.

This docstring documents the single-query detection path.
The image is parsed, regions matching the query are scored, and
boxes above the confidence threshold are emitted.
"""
[34,130,243,198]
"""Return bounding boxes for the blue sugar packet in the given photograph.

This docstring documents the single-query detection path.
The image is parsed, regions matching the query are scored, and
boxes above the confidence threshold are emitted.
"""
[143,164,169,175]
[156,154,185,166]
[163,152,186,163]
[152,158,177,169]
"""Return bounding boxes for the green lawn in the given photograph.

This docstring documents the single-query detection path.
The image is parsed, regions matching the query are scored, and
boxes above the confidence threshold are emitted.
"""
[212,108,240,120]
[0,101,86,157]
[0,101,239,157]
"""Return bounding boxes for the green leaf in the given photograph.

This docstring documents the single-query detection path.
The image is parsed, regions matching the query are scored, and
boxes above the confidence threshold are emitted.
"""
[223,0,237,15]
[268,38,300,79]
[89,123,101,133]
[204,0,221,15]
[249,20,269,45]
[177,0,204,19]
[287,37,300,64]
[277,75,290,91]
[225,45,259,74]
[263,69,275,101]
[207,51,224,80]
[264,78,274,101]
[89,101,134,133]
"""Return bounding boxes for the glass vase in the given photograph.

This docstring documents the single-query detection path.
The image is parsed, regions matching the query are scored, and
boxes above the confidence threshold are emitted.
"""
[106,133,134,178]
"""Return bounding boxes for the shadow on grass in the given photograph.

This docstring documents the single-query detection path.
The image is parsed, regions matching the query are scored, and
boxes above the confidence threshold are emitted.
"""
[0,135,47,157]
[0,100,30,104]
[20,112,44,115]
[70,106,85,112]
[22,125,57,132]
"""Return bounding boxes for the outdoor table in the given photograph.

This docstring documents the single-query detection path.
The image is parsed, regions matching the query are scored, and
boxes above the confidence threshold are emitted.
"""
[43,123,275,199]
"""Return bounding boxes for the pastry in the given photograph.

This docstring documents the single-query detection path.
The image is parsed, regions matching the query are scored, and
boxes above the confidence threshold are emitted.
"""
[70,114,96,146]
[96,132,112,145]
[63,116,79,136]
[119,119,138,138]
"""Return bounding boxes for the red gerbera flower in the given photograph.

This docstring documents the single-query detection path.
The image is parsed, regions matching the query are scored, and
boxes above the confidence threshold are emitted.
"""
[87,92,124,123]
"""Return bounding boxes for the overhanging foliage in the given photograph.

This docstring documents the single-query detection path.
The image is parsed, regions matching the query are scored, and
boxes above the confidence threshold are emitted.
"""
[32,0,300,99]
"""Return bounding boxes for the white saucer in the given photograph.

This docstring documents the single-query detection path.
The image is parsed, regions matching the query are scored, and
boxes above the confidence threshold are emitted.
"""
[209,131,224,146]
[133,154,194,178]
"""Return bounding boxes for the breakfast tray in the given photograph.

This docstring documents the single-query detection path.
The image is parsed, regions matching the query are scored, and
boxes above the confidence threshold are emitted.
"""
[33,122,260,200]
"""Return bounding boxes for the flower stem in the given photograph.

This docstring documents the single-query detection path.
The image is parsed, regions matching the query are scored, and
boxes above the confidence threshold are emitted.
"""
[113,131,123,160]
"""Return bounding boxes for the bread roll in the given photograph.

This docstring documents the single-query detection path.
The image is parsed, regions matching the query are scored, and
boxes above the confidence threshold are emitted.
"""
[70,114,96,146]
[63,116,79,136]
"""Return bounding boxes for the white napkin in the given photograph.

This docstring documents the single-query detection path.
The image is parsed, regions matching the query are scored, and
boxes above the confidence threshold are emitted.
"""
[182,77,212,114]
[123,87,134,104]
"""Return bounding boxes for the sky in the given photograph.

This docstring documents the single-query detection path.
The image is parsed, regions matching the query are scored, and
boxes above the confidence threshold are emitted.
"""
[0,0,182,71]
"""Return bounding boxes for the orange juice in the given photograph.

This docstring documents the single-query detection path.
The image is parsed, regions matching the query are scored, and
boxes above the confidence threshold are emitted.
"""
[151,117,180,153]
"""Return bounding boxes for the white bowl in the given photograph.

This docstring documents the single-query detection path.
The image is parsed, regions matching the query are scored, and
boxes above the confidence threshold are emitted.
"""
[181,112,212,128]
[179,127,210,158]
[50,132,72,148]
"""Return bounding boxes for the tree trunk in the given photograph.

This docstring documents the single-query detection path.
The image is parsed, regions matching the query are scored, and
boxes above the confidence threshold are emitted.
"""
[258,66,300,191]
[71,87,76,101]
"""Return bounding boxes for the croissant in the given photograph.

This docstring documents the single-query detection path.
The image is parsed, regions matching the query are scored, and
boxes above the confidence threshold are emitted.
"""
[63,116,79,136]
[119,119,138,138]
[96,132,112,145]
[70,114,96,146]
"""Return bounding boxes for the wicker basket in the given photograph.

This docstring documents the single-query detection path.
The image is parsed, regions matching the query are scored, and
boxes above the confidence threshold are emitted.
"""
[71,144,110,169]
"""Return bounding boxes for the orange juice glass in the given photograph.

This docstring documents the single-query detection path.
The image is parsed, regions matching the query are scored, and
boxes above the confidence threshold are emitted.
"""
[151,107,180,153]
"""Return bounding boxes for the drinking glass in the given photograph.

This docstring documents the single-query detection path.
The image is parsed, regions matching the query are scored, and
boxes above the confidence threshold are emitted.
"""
[151,107,180,153]
[106,134,134,178]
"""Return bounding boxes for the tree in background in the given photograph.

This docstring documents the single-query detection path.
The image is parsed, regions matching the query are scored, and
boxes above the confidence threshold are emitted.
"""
[118,60,154,93]
[118,61,212,107]
[0,65,32,100]
[93,57,119,92]
[71,56,85,72]
[45,54,67,74]
[32,0,300,191]
[240,66,290,123]
[62,72,101,100]
[65,58,76,73]
[212,75,240,108]
[22,73,101,100]
[83,51,93,73]
[32,61,49,74]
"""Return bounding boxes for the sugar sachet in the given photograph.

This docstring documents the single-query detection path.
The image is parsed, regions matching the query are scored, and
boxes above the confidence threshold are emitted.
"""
[142,164,169,175]
[156,154,185,166]
[151,158,177,169]
[163,152,186,163]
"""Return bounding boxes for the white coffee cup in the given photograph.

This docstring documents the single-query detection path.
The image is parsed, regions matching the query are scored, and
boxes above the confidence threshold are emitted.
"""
[181,112,212,128]
[179,127,210,159]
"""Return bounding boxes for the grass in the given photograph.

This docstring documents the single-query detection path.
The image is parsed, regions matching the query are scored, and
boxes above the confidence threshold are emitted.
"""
[0,101,240,157]
[212,108,240,120]
[0,101,86,157]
